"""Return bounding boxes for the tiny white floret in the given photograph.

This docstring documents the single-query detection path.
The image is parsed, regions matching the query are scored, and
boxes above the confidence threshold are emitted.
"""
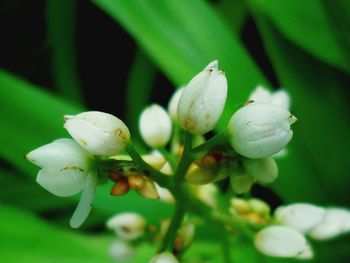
[139,104,172,148]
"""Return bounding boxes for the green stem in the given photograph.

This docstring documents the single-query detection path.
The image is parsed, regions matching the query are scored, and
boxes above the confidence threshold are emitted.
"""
[126,143,172,188]
[191,130,229,158]
[158,203,186,252]
[156,147,178,172]
[174,132,193,182]
[221,230,232,263]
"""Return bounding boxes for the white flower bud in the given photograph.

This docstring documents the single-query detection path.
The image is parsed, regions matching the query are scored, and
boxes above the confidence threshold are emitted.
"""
[249,85,290,110]
[175,223,195,252]
[155,183,174,203]
[177,60,227,135]
[243,157,278,184]
[193,184,218,208]
[26,139,92,197]
[136,177,160,199]
[255,226,313,260]
[107,213,146,241]
[228,104,297,159]
[64,111,130,156]
[139,104,172,148]
[167,87,184,122]
[275,203,325,234]
[249,199,271,217]
[309,208,350,240]
[150,252,179,263]
[108,240,135,262]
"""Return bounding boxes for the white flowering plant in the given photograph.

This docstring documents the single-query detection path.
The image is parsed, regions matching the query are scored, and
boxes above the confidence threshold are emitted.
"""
[23,60,350,262]
[1,1,350,262]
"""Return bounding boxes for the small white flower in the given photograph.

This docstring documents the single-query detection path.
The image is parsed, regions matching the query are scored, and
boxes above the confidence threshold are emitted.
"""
[64,111,130,156]
[175,222,195,252]
[107,212,146,241]
[26,139,92,197]
[167,87,184,123]
[108,240,135,262]
[254,226,313,260]
[192,183,218,208]
[139,104,172,148]
[309,208,350,240]
[249,85,290,110]
[149,252,179,263]
[249,199,271,217]
[177,60,227,135]
[243,157,278,183]
[275,203,325,234]
[155,183,174,203]
[228,104,297,159]
[26,138,98,228]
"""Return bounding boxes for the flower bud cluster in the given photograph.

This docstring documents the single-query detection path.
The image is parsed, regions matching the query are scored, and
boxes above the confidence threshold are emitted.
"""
[254,203,350,259]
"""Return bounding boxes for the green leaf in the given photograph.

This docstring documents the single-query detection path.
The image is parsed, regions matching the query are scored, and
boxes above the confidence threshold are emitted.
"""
[251,0,350,73]
[0,69,83,176]
[253,13,350,205]
[125,49,156,146]
[92,0,267,127]
[47,0,84,105]
[0,204,112,263]
[0,167,75,211]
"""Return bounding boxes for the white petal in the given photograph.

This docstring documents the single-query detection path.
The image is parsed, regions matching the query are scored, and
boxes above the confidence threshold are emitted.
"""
[64,111,130,156]
[249,85,271,104]
[309,208,350,240]
[26,138,91,171]
[275,204,325,234]
[36,168,87,197]
[271,90,290,110]
[243,157,278,184]
[139,104,172,148]
[254,226,313,259]
[167,87,184,122]
[70,172,97,228]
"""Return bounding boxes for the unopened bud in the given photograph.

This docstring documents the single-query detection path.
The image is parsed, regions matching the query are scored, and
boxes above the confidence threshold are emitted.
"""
[155,183,174,203]
[136,177,159,199]
[107,212,146,241]
[243,157,278,184]
[248,199,271,217]
[177,60,227,135]
[254,226,313,260]
[228,104,296,159]
[111,180,130,196]
[309,208,350,240]
[128,173,145,190]
[64,111,130,156]
[167,87,184,123]
[275,203,325,234]
[108,240,135,262]
[230,198,251,214]
[174,223,195,253]
[139,104,172,148]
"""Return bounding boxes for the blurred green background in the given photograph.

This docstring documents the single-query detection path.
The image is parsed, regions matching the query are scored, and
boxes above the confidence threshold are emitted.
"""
[0,0,349,262]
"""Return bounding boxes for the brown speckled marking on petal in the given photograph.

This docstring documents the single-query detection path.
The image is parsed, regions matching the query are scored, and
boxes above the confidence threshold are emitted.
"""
[115,128,128,142]
[60,166,84,172]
